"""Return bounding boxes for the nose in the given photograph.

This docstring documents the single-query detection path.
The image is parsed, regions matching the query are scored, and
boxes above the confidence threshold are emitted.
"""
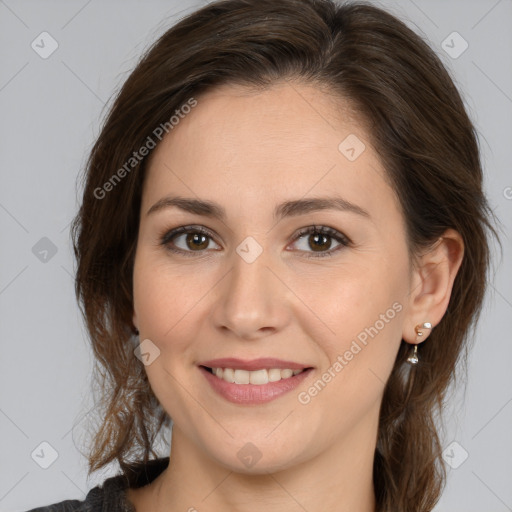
[210,244,291,340]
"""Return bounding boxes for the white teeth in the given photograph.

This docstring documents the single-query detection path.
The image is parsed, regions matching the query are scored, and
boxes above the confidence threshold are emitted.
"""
[234,369,250,384]
[281,369,293,379]
[268,368,281,382]
[210,367,305,385]
[249,369,268,385]
[223,368,235,383]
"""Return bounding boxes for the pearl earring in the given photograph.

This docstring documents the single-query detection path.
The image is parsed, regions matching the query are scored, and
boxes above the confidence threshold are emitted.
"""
[407,322,432,365]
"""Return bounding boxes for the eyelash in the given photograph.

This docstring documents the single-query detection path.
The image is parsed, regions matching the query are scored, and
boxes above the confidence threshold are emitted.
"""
[158,224,351,259]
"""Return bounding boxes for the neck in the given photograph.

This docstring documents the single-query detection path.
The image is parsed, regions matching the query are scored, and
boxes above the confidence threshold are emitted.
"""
[148,420,378,512]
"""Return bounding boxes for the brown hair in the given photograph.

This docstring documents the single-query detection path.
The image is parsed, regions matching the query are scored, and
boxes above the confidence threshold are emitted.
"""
[70,0,499,510]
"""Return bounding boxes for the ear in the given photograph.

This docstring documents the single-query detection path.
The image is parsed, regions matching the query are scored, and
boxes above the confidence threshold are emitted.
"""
[402,228,464,344]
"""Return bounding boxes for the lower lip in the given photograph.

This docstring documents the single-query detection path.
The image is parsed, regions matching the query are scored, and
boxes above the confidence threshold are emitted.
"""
[199,366,313,405]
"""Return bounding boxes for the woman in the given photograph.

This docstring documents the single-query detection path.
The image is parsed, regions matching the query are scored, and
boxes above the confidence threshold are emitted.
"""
[27,0,498,510]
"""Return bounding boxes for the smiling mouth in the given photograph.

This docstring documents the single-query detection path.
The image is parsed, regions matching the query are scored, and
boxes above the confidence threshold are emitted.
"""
[201,366,312,385]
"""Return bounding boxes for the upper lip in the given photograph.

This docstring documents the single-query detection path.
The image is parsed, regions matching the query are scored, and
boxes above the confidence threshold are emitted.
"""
[199,357,312,371]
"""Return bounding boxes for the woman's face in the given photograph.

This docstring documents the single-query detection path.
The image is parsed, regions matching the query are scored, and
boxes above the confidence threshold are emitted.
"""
[132,81,415,472]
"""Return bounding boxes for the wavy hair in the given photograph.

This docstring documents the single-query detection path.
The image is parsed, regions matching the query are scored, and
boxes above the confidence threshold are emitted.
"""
[70,0,499,510]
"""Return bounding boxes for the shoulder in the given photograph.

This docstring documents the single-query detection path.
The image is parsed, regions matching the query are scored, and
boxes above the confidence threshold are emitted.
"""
[23,457,170,512]
[23,478,121,512]
[23,498,86,512]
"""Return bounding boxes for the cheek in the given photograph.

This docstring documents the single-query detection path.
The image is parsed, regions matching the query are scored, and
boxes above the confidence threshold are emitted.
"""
[132,250,205,349]
[132,252,208,416]
[290,255,405,348]
[292,255,406,402]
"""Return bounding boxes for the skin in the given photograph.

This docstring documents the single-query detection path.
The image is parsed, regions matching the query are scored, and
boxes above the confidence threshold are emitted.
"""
[128,80,464,512]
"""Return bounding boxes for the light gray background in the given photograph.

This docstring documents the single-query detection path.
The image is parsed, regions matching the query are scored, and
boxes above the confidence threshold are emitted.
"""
[0,1,511,511]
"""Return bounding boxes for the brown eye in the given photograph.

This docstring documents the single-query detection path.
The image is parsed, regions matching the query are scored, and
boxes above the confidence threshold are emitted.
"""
[290,226,350,258]
[160,224,350,259]
[308,232,333,252]
[160,226,220,256]
[184,232,210,251]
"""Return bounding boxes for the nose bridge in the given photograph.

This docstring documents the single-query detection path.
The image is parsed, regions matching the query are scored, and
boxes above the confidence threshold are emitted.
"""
[213,236,288,338]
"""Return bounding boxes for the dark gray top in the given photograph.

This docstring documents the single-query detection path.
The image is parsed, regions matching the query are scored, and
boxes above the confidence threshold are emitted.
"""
[25,457,170,512]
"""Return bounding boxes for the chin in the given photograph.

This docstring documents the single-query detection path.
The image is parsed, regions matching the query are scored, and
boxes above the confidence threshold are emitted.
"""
[203,435,308,475]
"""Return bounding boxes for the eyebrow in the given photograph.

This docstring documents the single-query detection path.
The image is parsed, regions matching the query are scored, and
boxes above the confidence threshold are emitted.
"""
[146,195,370,221]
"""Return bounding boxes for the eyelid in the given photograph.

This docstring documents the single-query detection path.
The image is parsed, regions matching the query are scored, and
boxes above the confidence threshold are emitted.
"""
[292,225,352,246]
[287,225,351,258]
[159,224,351,258]
[158,225,220,256]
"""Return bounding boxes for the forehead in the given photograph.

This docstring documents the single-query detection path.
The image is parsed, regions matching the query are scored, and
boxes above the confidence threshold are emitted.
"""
[142,81,398,224]
[170,80,365,155]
